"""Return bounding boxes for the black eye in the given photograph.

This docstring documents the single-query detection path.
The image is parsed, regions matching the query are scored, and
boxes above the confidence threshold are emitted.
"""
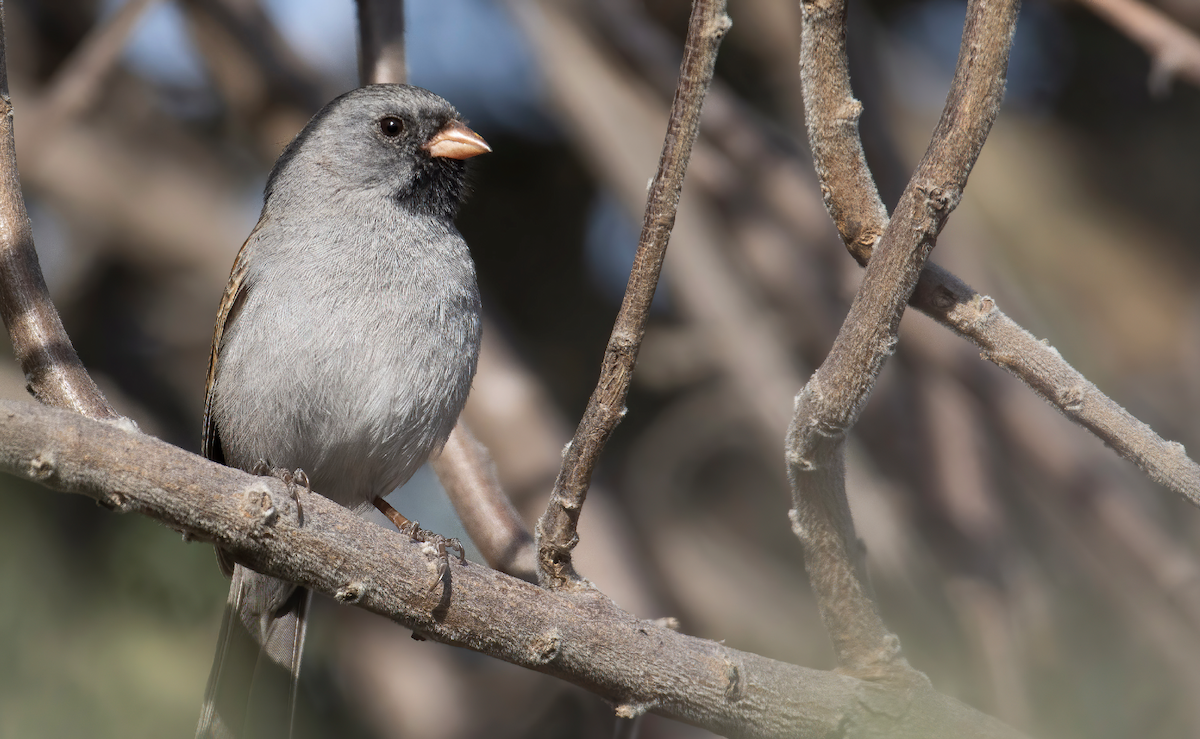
[379,117,404,137]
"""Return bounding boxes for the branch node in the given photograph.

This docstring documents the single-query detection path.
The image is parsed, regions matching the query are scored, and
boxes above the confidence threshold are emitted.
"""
[787,507,805,537]
[614,701,651,719]
[241,482,277,526]
[650,616,681,631]
[920,184,960,216]
[609,328,639,352]
[837,98,864,126]
[709,12,732,38]
[722,657,744,701]
[335,582,366,604]
[1059,384,1086,412]
[529,627,562,664]
[96,491,130,513]
[105,415,140,434]
[786,450,815,471]
[27,450,55,480]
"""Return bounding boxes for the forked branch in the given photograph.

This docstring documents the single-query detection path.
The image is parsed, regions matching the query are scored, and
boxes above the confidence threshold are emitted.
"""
[790,0,1019,677]
[800,0,1200,505]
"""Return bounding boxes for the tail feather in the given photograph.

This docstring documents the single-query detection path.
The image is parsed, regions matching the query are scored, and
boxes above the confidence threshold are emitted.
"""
[196,565,311,739]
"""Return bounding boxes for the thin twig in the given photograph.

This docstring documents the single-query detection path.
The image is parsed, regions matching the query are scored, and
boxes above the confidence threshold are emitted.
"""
[510,0,814,444]
[789,0,1018,677]
[0,7,117,420]
[800,0,1200,505]
[0,399,1031,739]
[535,0,731,589]
[1076,0,1200,93]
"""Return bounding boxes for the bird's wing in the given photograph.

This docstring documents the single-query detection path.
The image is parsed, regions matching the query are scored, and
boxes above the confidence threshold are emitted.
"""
[202,225,260,467]
[196,566,311,739]
[197,220,311,739]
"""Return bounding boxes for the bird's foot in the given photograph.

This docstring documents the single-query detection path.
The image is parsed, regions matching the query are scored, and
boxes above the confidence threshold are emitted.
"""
[251,460,310,525]
[372,496,466,593]
[407,523,466,591]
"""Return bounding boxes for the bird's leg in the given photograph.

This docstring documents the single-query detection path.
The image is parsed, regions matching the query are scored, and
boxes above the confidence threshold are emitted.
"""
[251,459,309,525]
[372,496,466,592]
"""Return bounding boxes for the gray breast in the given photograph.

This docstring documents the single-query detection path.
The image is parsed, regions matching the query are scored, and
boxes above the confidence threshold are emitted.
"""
[212,219,481,509]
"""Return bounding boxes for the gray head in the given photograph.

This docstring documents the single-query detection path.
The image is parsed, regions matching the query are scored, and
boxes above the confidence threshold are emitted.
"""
[264,84,490,220]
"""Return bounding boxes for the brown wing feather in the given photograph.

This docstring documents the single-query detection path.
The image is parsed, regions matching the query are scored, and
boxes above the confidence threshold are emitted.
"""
[205,225,263,579]
[202,223,262,465]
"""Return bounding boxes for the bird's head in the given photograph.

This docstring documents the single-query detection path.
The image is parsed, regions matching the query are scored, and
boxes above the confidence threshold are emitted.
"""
[266,84,490,221]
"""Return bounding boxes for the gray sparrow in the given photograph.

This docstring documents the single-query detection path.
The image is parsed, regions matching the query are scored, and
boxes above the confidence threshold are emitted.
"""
[195,84,489,739]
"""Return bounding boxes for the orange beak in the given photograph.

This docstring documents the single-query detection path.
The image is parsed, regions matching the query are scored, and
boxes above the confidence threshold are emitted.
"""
[422,121,491,160]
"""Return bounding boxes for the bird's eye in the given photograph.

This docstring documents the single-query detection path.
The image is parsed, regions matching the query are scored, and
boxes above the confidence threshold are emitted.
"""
[379,117,404,137]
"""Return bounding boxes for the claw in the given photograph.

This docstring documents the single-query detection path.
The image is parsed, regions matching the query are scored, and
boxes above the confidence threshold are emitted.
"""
[251,460,308,526]
[371,496,464,596]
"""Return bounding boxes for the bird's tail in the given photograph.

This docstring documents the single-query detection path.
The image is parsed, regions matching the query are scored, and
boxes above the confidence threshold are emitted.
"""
[196,565,311,739]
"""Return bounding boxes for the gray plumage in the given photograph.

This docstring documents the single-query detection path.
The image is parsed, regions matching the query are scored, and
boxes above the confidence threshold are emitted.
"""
[196,84,486,739]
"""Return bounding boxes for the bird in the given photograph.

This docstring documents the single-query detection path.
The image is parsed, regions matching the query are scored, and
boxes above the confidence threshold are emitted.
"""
[195,84,489,739]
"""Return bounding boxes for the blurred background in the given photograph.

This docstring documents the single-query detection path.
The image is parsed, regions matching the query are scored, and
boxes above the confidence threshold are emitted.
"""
[1,0,1199,737]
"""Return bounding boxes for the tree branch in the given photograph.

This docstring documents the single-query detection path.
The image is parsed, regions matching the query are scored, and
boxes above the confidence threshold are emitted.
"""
[0,398,1028,739]
[790,0,1018,677]
[430,423,537,582]
[356,0,406,85]
[1076,0,1200,93]
[536,0,731,589]
[800,0,1200,505]
[28,0,160,144]
[0,4,116,420]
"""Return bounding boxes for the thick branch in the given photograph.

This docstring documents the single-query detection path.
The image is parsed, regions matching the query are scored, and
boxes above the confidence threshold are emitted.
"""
[790,0,1018,676]
[0,400,1027,739]
[800,0,1200,505]
[535,0,731,588]
[0,6,116,419]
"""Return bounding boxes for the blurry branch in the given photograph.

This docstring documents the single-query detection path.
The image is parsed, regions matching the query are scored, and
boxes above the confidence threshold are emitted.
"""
[430,425,537,582]
[1075,0,1200,93]
[27,0,159,146]
[463,331,669,618]
[11,3,247,283]
[356,0,406,85]
[0,7,117,420]
[0,399,1029,739]
[992,384,1200,702]
[535,0,731,589]
[789,0,1017,678]
[182,0,329,119]
[800,0,1200,506]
